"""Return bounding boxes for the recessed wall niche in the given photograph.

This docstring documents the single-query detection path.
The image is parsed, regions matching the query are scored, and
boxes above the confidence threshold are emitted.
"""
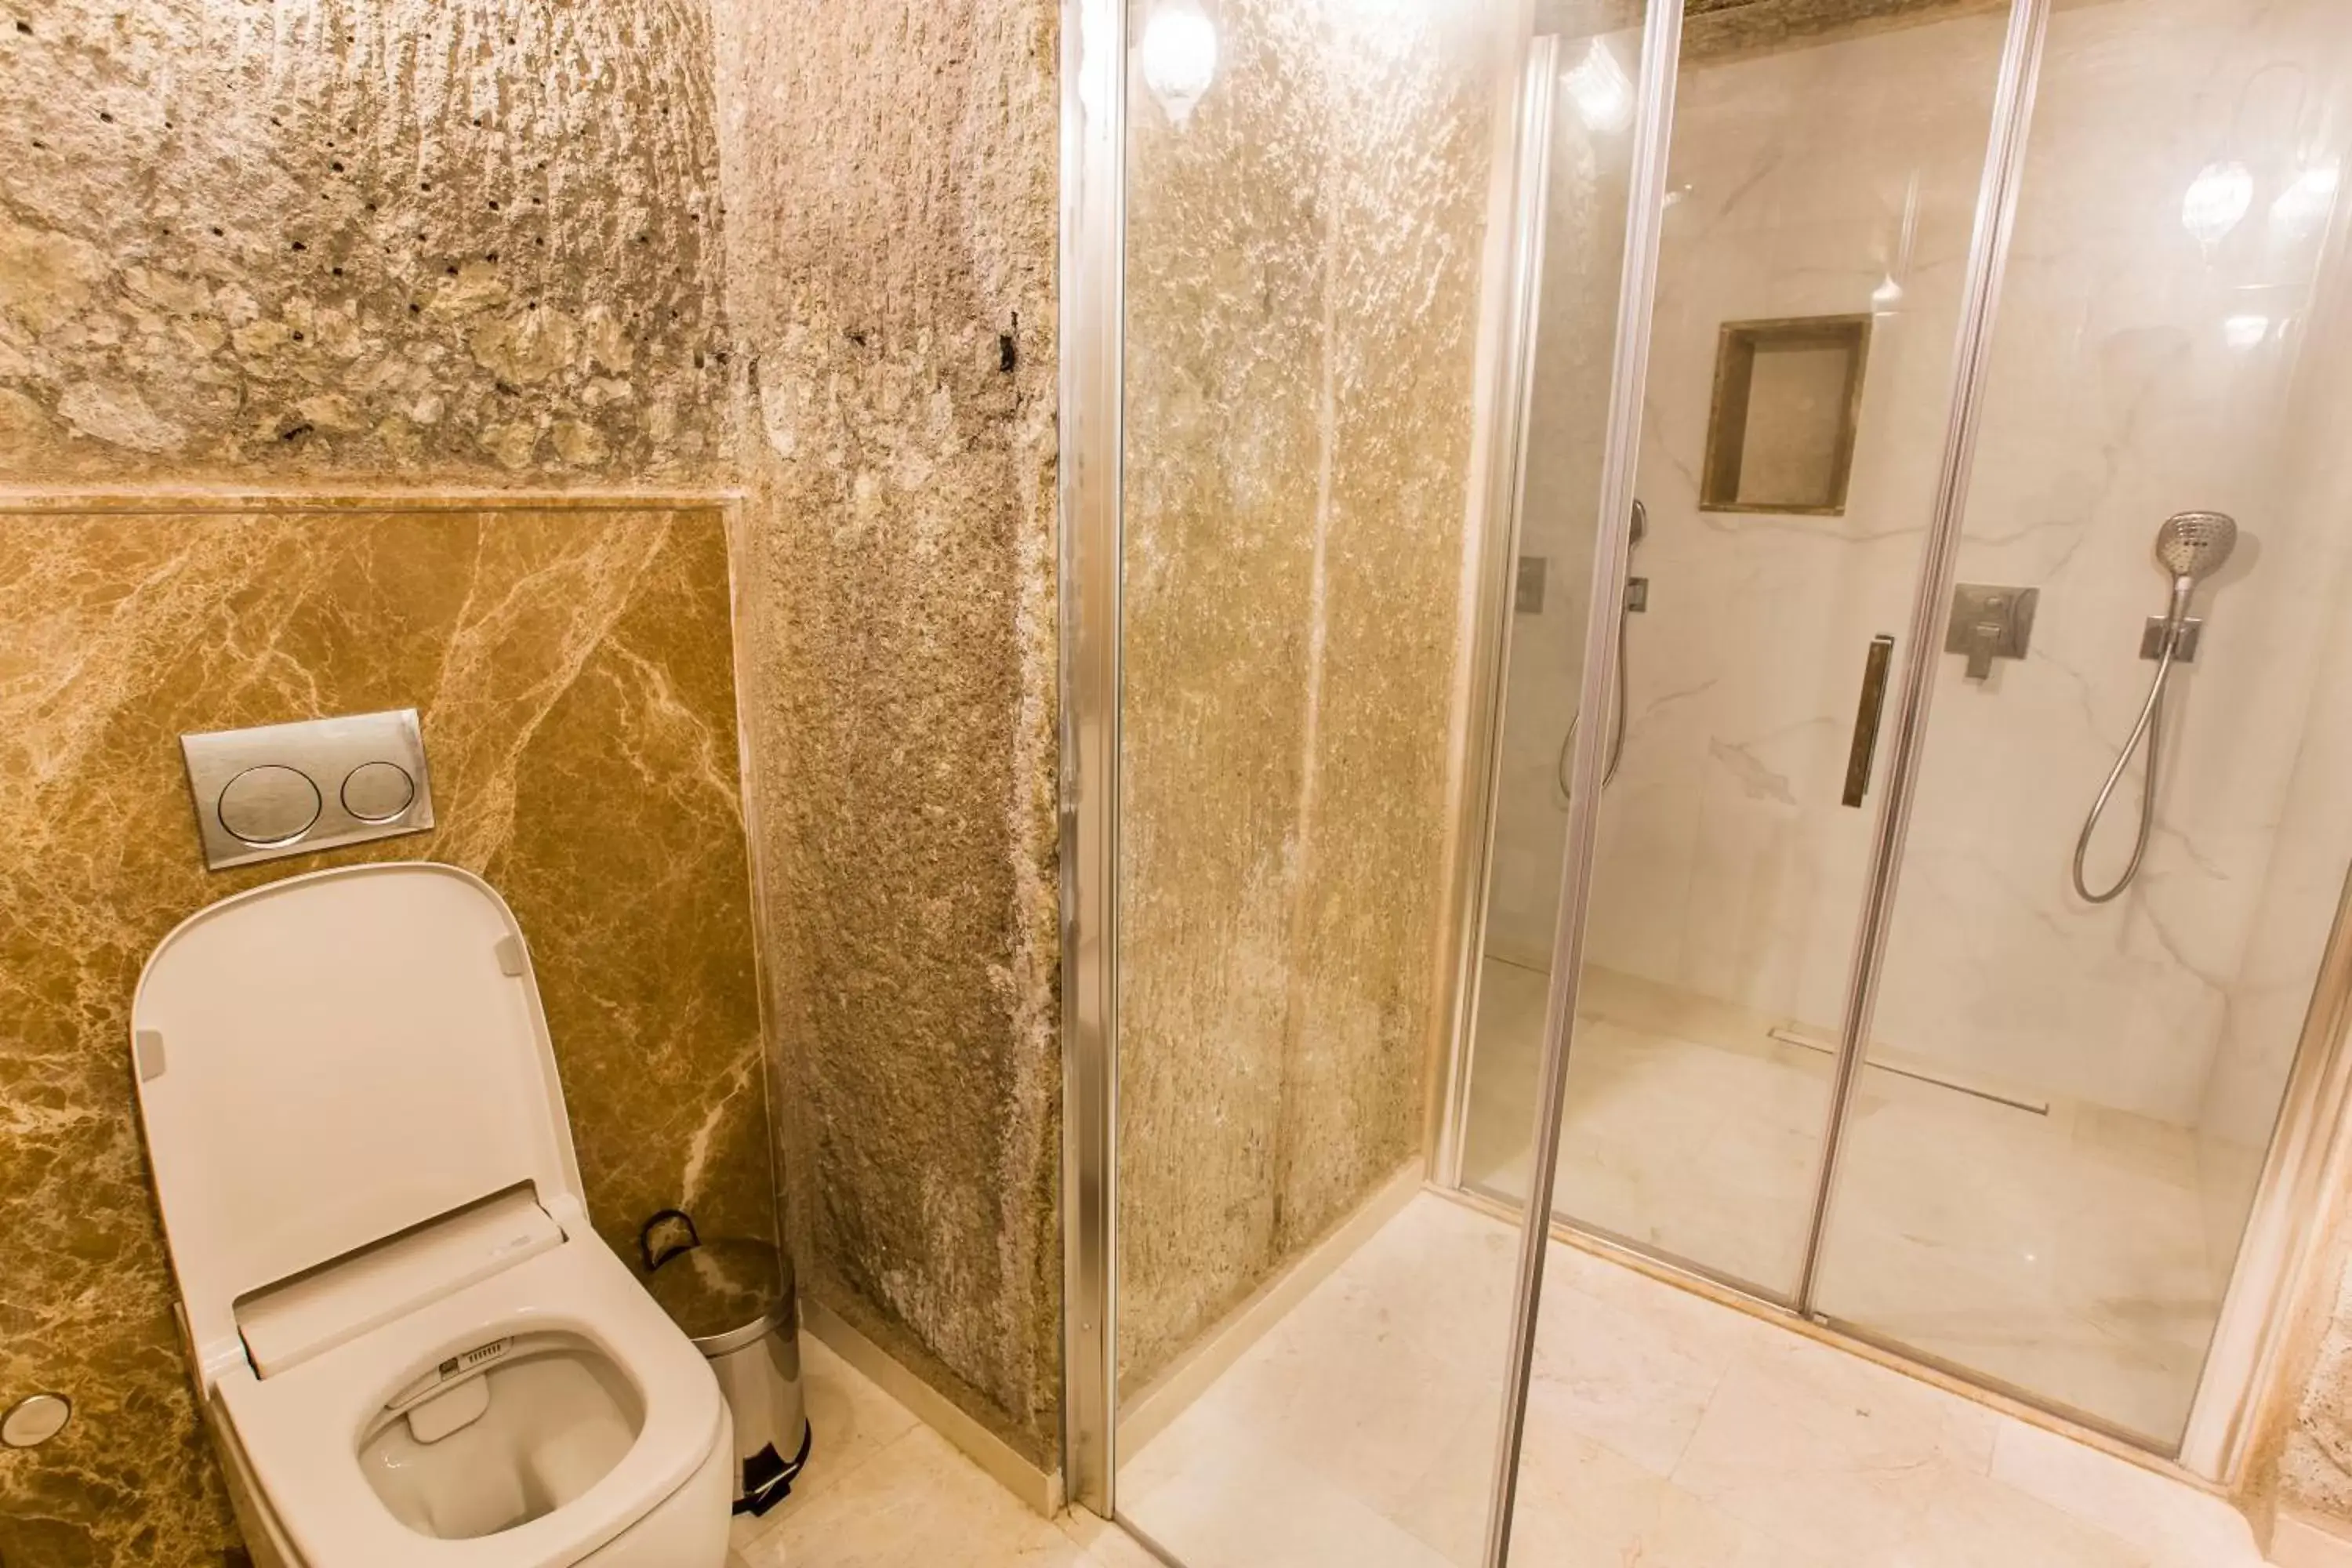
[1700,314,1871,514]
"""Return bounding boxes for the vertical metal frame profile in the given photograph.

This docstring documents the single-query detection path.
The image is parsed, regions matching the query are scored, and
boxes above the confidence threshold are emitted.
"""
[1058,0,1127,1518]
[1792,0,2052,1314]
[1480,5,1683,1563]
[1438,31,1565,1190]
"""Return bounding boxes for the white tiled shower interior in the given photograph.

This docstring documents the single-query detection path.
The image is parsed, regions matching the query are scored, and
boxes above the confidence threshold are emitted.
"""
[1119,1193,2266,1568]
[1474,0,2352,1442]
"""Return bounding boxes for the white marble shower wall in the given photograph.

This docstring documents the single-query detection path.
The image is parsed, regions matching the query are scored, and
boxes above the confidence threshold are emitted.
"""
[1490,0,2352,1152]
[1573,8,2005,1043]
[2190,53,2352,1278]
[1872,0,2352,1127]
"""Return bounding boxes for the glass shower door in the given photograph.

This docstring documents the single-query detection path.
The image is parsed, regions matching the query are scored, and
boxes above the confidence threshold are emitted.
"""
[1459,0,2017,1304]
[1809,0,2352,1450]
[1101,2,1606,1563]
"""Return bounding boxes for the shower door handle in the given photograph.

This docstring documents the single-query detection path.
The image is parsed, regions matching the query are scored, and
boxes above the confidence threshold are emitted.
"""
[1842,635,1896,808]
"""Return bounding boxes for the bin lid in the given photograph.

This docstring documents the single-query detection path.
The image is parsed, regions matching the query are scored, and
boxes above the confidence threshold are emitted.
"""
[644,1236,789,1352]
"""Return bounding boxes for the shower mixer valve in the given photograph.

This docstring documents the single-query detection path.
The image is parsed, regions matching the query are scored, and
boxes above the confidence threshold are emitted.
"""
[1943,583,2038,680]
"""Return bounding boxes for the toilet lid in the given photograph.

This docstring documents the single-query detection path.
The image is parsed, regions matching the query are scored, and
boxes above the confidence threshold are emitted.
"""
[133,864,586,1385]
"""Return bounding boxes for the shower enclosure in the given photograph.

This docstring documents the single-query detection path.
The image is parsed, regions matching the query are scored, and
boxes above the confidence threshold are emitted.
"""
[1064,0,2352,1559]
[1450,0,2352,1465]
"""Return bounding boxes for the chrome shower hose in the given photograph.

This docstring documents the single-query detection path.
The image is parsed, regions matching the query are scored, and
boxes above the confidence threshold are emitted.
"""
[2071,635,2176,904]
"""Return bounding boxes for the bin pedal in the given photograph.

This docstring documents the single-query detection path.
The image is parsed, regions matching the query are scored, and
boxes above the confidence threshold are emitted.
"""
[735,1420,815,1518]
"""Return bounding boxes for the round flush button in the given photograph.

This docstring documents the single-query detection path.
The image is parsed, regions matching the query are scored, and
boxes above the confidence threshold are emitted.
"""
[217,765,323,844]
[340,760,417,823]
[2,1392,71,1449]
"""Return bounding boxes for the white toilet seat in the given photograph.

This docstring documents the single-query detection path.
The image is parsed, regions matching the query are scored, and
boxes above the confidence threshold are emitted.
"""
[218,1235,726,1568]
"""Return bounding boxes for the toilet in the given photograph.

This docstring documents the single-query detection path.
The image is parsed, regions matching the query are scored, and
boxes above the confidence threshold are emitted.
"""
[132,862,735,1568]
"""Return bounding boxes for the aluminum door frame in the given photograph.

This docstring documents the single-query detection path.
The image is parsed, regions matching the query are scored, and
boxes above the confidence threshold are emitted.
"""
[1478,5,1686,1562]
[1058,0,1126,1519]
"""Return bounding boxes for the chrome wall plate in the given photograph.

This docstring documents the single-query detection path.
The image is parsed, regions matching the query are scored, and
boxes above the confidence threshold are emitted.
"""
[180,709,434,870]
[1943,583,2038,679]
[2141,615,2204,662]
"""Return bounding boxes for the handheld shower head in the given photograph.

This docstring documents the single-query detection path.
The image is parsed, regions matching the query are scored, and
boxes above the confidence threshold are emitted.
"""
[2154,510,2238,583]
[2077,510,2243,904]
[2154,510,2237,626]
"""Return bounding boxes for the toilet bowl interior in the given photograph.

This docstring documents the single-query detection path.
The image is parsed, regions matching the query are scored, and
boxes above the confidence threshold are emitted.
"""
[358,1330,645,1541]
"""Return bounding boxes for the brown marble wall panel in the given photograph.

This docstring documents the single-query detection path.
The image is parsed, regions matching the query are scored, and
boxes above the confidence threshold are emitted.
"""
[0,0,727,484]
[1115,1,1505,1389]
[709,2,1065,1460]
[0,501,769,1568]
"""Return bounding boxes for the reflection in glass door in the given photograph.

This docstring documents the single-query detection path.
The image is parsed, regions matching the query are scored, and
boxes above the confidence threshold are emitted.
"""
[1812,0,2352,1449]
[1094,1,1646,1563]
[1458,0,2352,1459]
[1459,0,2017,1303]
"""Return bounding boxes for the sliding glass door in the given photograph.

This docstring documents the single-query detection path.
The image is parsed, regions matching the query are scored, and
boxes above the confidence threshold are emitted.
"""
[1458,0,2352,1461]
[1811,0,2352,1450]
[1459,0,2020,1305]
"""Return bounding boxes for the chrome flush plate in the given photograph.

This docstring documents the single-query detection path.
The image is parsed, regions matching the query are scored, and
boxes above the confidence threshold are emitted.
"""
[180,710,435,870]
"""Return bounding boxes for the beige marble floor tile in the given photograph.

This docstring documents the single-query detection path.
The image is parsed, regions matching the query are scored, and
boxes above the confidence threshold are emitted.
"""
[1669,1333,2002,1559]
[1508,1419,1755,1567]
[731,1334,1087,1568]
[739,1419,1085,1568]
[1903,1465,2152,1568]
[1119,1196,1516,1537]
[1525,1273,1733,1477]
[1058,1506,1170,1568]
[1111,1194,2257,1568]
[1124,1415,1463,1568]
[731,1335,922,1560]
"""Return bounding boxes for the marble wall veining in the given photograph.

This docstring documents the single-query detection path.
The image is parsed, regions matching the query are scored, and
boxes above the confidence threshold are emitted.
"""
[0,0,728,483]
[2217,19,2352,1543]
[709,0,1065,1463]
[1488,8,2005,978]
[0,502,769,1568]
[1873,0,2352,1123]
[0,9,768,1565]
[1479,0,2352,1451]
[7,0,1078,1512]
[2188,13,2352,1287]
[1114,0,1508,1392]
[1492,0,2352,1138]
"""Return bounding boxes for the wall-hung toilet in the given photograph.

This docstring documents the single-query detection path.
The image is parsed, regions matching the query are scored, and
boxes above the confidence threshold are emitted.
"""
[132,863,735,1567]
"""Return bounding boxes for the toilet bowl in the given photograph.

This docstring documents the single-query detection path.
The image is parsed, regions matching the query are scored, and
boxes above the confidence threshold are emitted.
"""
[132,864,734,1568]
